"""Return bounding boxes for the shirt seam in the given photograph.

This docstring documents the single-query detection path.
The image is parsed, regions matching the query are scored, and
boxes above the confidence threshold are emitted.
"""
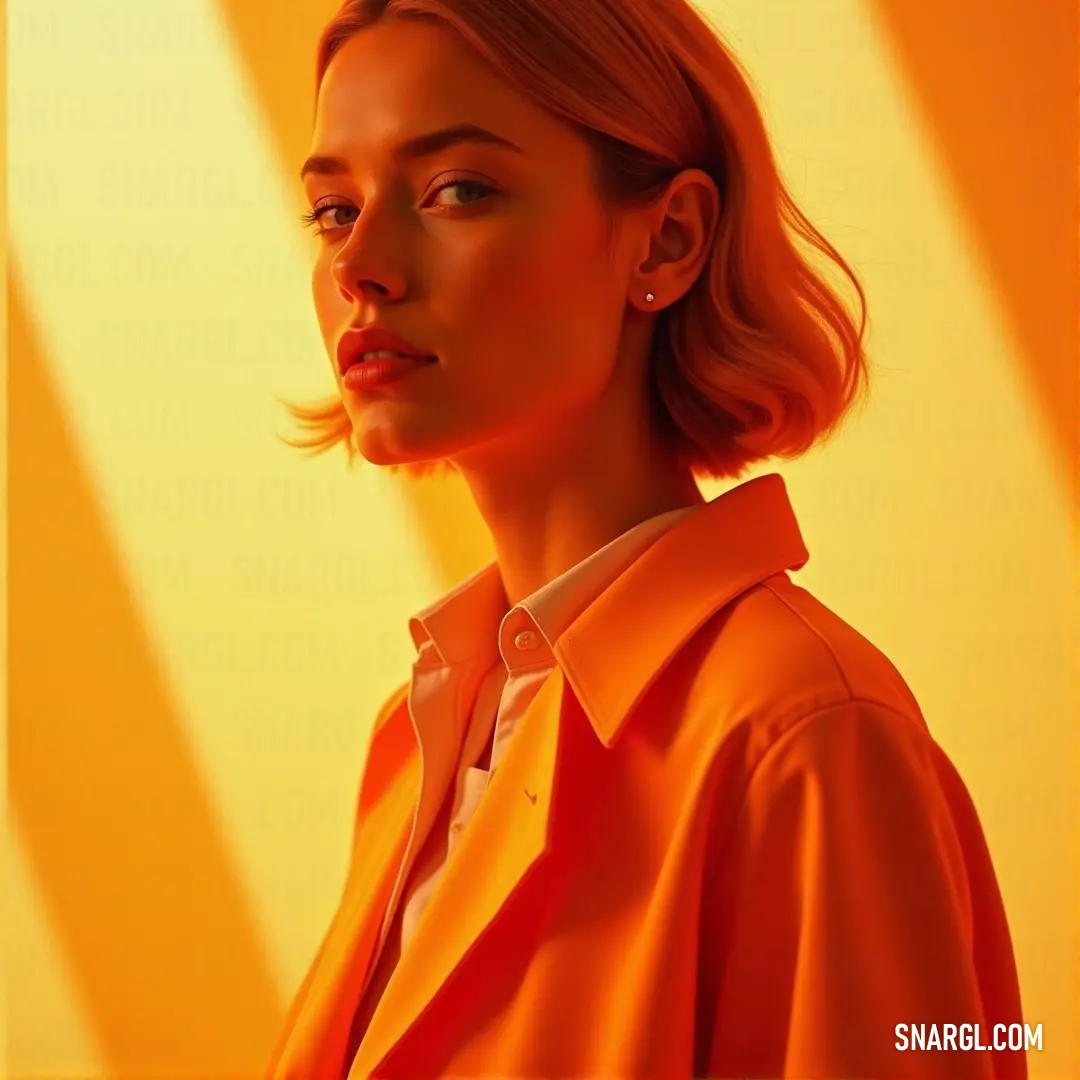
[758,577,857,701]
[703,696,933,917]
[696,695,941,1065]
[710,697,935,907]
[746,695,928,784]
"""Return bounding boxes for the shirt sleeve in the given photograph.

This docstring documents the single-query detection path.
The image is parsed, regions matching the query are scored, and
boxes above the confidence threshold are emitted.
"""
[701,698,1026,1080]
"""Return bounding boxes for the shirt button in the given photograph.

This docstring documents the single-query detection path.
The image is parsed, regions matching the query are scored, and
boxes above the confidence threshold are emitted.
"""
[514,630,539,651]
[450,822,463,835]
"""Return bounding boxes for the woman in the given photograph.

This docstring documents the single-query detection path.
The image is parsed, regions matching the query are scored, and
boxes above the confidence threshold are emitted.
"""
[267,1,1025,1077]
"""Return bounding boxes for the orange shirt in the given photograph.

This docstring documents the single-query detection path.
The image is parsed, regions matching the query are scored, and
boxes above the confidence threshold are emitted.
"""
[265,473,1026,1080]
[345,504,694,1055]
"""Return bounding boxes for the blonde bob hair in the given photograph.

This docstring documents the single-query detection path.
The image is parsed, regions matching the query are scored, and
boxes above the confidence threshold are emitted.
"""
[282,0,870,481]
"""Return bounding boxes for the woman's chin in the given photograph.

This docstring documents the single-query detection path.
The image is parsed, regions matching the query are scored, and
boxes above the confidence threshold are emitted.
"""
[353,437,451,476]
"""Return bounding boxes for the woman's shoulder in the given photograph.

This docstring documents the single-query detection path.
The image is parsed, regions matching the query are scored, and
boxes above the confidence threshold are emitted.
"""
[672,571,932,775]
[683,578,990,868]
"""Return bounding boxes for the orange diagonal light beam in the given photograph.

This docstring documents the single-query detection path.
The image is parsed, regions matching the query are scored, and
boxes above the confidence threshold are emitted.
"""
[214,0,494,589]
[867,0,1077,496]
[7,269,283,1077]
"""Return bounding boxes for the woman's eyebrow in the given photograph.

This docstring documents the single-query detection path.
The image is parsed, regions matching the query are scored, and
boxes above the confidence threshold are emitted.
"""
[299,123,525,181]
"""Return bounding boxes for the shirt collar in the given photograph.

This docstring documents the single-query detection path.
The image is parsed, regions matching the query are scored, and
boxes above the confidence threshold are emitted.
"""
[408,506,698,672]
[505,504,697,665]
[407,473,809,748]
[408,561,506,667]
[556,472,809,747]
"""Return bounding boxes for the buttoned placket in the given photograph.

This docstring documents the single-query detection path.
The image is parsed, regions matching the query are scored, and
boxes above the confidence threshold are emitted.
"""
[442,609,552,847]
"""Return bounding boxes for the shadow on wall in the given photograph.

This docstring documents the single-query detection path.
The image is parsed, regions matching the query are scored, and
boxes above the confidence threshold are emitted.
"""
[7,271,284,1076]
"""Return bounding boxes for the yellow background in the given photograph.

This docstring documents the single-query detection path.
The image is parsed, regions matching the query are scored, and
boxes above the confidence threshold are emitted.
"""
[6,0,1077,1076]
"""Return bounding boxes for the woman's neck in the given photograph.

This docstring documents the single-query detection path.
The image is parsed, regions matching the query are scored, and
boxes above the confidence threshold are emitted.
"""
[453,406,704,607]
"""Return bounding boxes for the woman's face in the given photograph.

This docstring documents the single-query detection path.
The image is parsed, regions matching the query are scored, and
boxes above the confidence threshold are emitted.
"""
[302,16,645,470]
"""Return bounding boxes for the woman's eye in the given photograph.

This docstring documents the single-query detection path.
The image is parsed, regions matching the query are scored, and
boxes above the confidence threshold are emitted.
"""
[300,179,495,236]
[428,179,496,208]
[300,203,358,234]
[323,204,359,228]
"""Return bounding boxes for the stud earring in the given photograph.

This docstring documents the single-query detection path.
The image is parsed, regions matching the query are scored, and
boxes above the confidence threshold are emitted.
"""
[645,292,655,303]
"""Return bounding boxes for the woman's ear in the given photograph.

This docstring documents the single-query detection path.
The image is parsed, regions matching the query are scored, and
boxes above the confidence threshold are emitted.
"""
[634,169,721,308]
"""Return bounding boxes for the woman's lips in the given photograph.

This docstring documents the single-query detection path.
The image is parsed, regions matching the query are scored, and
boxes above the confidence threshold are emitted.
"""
[342,353,436,391]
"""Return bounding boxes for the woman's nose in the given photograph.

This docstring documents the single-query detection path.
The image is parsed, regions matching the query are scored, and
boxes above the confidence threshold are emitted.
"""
[329,208,410,304]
